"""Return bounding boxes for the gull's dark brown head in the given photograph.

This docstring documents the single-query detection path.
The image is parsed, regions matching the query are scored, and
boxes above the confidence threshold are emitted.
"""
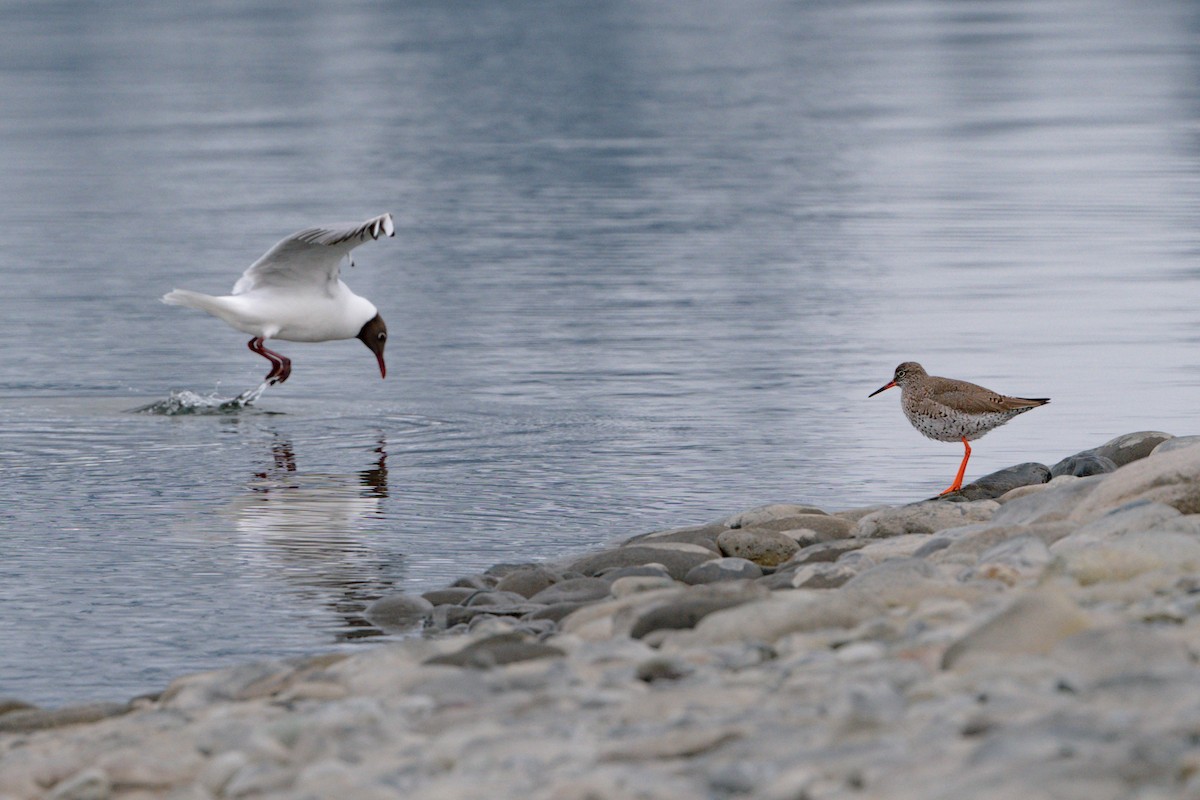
[356,313,388,379]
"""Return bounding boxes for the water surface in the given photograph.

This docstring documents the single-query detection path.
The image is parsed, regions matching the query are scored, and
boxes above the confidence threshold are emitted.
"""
[3,0,1200,706]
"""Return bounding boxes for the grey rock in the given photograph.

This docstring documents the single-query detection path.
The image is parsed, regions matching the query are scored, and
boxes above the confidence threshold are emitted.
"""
[965,535,1052,583]
[423,632,565,668]
[684,557,763,584]
[463,589,530,607]
[1073,430,1175,467]
[0,702,129,732]
[0,697,35,717]
[723,503,829,531]
[778,561,859,590]
[841,558,937,596]
[629,583,768,639]
[363,593,433,631]
[420,587,477,606]
[943,586,1092,668]
[494,564,562,598]
[941,462,1051,502]
[623,522,725,552]
[524,601,591,623]
[1051,624,1194,690]
[989,474,1106,525]
[1069,443,1200,521]
[854,499,1000,538]
[594,564,675,582]
[568,545,716,581]
[775,514,854,543]
[635,655,694,682]
[1049,453,1118,478]
[528,577,611,605]
[716,527,800,566]
[47,768,110,800]
[450,573,498,590]
[1068,499,1181,541]
[785,539,867,565]
[429,602,542,629]
[1152,435,1200,455]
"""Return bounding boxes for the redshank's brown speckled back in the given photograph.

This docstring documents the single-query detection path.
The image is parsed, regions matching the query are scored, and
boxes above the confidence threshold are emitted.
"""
[869,362,1049,495]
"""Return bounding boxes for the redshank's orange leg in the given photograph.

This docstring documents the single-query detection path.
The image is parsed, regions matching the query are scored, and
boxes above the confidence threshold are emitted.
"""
[940,437,971,495]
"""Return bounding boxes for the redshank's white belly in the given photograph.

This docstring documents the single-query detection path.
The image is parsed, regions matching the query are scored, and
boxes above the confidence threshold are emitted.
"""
[903,404,1030,443]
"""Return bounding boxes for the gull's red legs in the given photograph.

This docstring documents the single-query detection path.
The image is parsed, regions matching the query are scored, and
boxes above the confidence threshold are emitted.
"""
[247,337,292,384]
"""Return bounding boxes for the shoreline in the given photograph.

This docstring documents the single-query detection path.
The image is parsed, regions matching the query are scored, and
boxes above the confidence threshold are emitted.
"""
[5,430,1200,798]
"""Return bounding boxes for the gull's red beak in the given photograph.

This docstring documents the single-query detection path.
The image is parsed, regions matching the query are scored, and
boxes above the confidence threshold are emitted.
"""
[868,380,896,398]
[376,351,386,380]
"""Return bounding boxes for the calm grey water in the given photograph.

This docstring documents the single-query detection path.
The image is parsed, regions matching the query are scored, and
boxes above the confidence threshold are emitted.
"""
[3,0,1200,707]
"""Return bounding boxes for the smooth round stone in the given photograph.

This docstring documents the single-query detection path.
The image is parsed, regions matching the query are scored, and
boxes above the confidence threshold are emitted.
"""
[494,564,562,598]
[1049,454,1118,478]
[524,601,591,622]
[1153,435,1200,455]
[529,577,612,605]
[635,655,693,682]
[623,523,725,553]
[463,590,529,607]
[715,528,799,567]
[684,557,763,584]
[450,574,498,590]
[609,575,679,598]
[364,593,434,631]
[568,546,716,581]
[944,462,1051,502]
[723,503,829,531]
[595,564,674,582]
[629,583,768,639]
[423,632,564,669]
[420,587,477,606]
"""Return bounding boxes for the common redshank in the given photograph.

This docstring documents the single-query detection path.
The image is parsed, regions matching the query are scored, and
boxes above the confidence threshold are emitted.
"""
[868,362,1049,495]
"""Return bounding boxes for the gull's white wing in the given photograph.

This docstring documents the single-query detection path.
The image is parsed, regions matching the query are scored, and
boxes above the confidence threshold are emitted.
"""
[232,213,395,295]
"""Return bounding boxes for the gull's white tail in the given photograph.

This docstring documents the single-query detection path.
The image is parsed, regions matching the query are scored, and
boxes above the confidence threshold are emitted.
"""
[162,288,222,313]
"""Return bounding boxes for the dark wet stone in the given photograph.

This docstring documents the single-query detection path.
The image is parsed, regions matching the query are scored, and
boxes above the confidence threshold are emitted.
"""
[524,601,592,623]
[0,698,35,717]
[364,593,433,631]
[421,587,478,606]
[0,702,129,732]
[684,557,763,585]
[494,564,562,598]
[528,577,611,605]
[635,656,694,682]
[423,632,564,669]
[941,462,1051,502]
[1049,454,1118,478]
[629,584,767,639]
[568,546,716,581]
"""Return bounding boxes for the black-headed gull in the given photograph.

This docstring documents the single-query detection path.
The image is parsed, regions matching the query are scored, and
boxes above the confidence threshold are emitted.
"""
[163,213,394,384]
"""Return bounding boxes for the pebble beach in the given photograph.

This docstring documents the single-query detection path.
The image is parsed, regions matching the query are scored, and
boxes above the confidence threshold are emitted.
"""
[6,430,1200,800]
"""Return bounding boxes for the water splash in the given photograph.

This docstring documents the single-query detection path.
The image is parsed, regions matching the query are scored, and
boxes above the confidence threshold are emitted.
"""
[131,382,273,415]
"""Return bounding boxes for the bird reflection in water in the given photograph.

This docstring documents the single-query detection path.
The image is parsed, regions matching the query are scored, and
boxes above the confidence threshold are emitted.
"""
[228,434,404,640]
